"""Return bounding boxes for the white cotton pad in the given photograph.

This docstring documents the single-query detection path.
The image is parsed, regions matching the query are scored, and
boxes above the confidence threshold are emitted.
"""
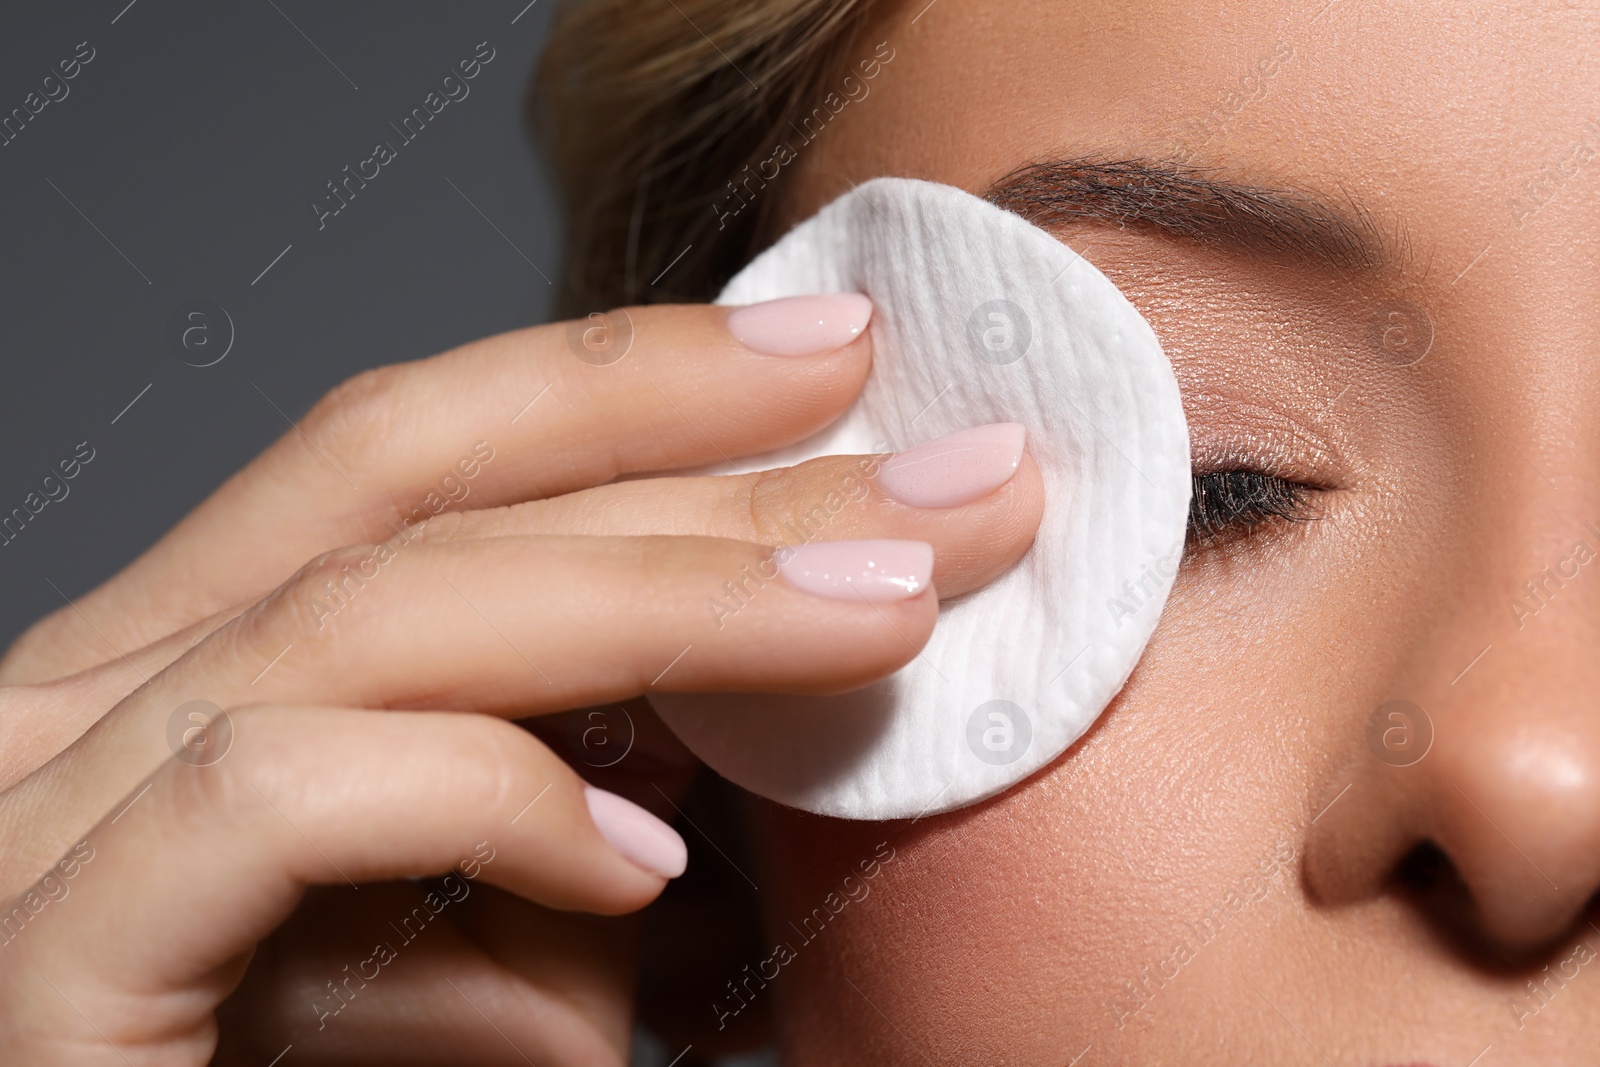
[650,177,1191,821]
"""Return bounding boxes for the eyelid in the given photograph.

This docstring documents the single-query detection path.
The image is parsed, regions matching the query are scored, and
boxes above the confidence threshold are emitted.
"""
[1186,469,1324,545]
[1188,420,1348,494]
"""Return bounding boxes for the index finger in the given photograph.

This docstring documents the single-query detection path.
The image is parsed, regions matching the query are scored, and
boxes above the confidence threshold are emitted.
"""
[5,296,873,684]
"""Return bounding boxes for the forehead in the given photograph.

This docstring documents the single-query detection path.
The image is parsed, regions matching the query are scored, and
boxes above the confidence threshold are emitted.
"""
[788,0,1600,236]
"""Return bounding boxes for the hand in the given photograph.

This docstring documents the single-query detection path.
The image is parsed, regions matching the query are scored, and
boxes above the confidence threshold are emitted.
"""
[208,701,707,1066]
[0,296,1044,1064]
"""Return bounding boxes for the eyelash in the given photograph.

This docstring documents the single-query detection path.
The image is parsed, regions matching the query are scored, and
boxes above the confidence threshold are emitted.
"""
[1187,470,1319,544]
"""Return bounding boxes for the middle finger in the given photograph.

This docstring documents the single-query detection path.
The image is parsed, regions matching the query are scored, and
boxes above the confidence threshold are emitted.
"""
[429,426,1044,600]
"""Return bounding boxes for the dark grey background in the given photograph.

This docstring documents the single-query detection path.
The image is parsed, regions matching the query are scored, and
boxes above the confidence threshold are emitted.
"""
[0,0,561,648]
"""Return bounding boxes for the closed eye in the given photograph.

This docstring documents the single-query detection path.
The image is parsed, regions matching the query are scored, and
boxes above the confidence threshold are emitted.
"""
[1187,470,1320,544]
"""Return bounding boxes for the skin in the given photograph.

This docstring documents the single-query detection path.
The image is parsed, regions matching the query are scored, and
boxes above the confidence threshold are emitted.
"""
[0,305,1044,1063]
[752,0,1600,1064]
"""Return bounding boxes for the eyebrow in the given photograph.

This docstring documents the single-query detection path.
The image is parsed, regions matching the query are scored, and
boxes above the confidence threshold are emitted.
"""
[985,158,1383,274]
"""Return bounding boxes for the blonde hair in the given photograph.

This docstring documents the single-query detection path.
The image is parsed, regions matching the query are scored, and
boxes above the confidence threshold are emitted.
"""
[531,0,878,316]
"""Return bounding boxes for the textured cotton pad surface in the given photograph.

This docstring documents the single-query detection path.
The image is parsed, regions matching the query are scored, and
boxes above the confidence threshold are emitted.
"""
[651,178,1190,820]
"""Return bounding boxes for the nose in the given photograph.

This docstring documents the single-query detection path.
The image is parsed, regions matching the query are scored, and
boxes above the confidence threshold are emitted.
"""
[1305,534,1600,954]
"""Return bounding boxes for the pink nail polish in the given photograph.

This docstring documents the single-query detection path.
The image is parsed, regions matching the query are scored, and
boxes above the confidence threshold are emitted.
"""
[726,293,873,356]
[776,539,933,602]
[584,786,688,879]
[876,423,1027,508]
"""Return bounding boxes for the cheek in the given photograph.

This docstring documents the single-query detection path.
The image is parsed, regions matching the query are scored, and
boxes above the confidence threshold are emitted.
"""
[754,768,1144,1059]
[751,597,1326,1061]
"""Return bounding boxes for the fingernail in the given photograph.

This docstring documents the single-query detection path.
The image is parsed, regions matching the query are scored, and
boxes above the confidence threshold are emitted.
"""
[726,293,873,356]
[776,539,933,602]
[584,785,688,879]
[876,423,1028,508]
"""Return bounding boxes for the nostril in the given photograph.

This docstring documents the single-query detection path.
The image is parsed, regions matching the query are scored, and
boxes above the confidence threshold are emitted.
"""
[1389,840,1600,968]
[1307,706,1600,957]
[1391,841,1481,954]
[1392,840,1454,895]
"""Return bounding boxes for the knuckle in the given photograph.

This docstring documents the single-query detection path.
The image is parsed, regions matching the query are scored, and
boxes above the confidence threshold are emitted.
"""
[450,715,556,813]
[286,544,389,614]
[296,543,386,584]
[152,706,277,830]
[153,760,237,838]
[747,456,879,544]
[743,466,790,543]
[234,544,390,649]
[303,364,407,473]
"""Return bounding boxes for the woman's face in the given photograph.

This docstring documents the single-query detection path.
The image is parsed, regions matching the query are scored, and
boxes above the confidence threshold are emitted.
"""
[753,0,1600,1061]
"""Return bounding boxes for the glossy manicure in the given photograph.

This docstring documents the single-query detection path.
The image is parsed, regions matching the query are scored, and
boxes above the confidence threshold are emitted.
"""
[726,293,873,356]
[876,423,1027,508]
[776,539,933,602]
[584,785,688,879]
